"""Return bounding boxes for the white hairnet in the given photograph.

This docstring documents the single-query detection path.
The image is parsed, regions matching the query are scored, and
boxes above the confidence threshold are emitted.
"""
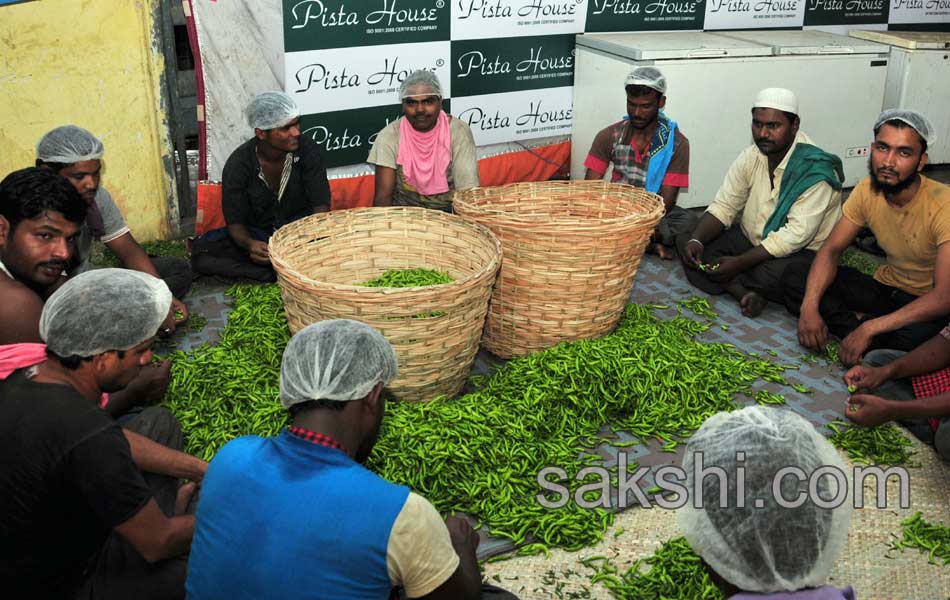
[40,269,172,357]
[246,91,300,131]
[36,125,104,164]
[624,66,666,95]
[400,70,443,99]
[280,319,398,407]
[753,88,799,115]
[677,406,851,593]
[874,108,935,146]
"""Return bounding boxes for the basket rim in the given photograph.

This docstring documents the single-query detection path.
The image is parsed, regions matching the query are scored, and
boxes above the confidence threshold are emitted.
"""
[269,207,503,295]
[453,182,664,227]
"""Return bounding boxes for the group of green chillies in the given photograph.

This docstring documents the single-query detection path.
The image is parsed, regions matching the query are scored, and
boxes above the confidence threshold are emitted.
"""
[579,537,723,599]
[159,284,919,560]
[893,512,950,565]
[827,419,917,466]
[359,268,453,288]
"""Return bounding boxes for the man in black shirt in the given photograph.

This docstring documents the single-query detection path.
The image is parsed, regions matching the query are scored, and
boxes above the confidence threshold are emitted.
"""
[0,269,200,599]
[192,91,331,282]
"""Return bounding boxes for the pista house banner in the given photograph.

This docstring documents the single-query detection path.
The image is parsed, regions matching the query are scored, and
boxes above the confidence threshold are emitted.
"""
[281,0,946,170]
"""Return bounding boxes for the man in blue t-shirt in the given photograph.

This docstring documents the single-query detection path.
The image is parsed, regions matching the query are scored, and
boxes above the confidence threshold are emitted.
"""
[186,320,517,600]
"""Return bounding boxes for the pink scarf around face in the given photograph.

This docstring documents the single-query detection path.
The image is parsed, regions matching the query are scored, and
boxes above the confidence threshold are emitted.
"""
[0,343,109,408]
[396,111,451,196]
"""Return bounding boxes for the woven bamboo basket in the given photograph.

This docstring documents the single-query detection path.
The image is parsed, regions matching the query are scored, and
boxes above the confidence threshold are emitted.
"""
[453,181,664,358]
[269,207,502,402]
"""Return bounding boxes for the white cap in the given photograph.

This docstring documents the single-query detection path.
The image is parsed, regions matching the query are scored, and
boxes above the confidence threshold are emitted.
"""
[874,108,935,146]
[624,67,666,95]
[753,88,798,115]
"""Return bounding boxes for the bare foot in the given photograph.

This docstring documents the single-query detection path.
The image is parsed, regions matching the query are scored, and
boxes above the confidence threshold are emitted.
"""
[740,291,767,318]
[176,482,197,516]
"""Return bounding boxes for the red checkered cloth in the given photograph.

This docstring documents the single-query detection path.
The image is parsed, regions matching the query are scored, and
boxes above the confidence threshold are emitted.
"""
[288,426,348,454]
[911,324,950,434]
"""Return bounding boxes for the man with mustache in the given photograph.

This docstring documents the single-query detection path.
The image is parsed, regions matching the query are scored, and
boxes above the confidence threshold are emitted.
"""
[676,88,844,317]
[783,109,950,366]
[35,125,192,336]
[0,167,86,339]
[584,67,695,259]
[191,91,330,282]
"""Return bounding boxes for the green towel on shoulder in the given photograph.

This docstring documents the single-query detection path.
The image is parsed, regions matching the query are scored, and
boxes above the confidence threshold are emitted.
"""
[762,143,844,238]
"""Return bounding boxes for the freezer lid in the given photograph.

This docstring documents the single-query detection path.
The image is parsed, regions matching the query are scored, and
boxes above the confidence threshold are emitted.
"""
[849,30,950,50]
[722,30,889,55]
[575,32,772,61]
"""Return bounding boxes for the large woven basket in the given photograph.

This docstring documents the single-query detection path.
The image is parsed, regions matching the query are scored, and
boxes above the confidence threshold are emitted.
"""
[453,181,664,358]
[269,207,501,402]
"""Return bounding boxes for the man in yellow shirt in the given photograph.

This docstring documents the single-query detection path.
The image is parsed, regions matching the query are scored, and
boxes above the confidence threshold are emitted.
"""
[783,109,950,366]
[677,88,844,317]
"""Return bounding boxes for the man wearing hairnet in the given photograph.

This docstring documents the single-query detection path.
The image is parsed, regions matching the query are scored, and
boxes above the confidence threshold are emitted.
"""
[368,70,479,212]
[0,269,205,599]
[35,125,192,335]
[187,320,517,600]
[584,67,696,259]
[1,166,176,416]
[677,88,844,319]
[191,91,330,282]
[783,109,950,366]
[679,406,854,598]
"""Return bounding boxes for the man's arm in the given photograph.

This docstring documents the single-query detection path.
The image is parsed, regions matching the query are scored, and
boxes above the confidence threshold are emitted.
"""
[417,516,480,600]
[679,212,726,270]
[658,184,679,213]
[302,141,332,213]
[797,217,862,349]
[123,429,207,481]
[106,232,161,278]
[114,499,195,563]
[847,391,950,428]
[374,166,397,207]
[450,120,480,191]
[857,242,950,338]
[227,223,270,264]
[845,330,950,390]
[0,285,44,344]
[584,168,604,181]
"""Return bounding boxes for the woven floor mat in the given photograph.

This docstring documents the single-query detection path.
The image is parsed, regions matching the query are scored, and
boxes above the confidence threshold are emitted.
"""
[484,443,950,599]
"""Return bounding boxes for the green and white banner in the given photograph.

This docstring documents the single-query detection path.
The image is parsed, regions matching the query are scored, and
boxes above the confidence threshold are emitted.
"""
[286,41,451,114]
[585,0,706,31]
[804,0,888,25]
[450,0,589,40]
[703,0,807,30]
[451,34,575,96]
[452,87,574,145]
[888,0,950,24]
[275,0,948,172]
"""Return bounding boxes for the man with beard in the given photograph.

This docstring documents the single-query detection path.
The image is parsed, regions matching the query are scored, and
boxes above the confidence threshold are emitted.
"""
[676,88,844,317]
[584,67,695,259]
[782,109,950,366]
[186,320,517,600]
[35,125,191,335]
[0,167,85,342]
[191,91,331,282]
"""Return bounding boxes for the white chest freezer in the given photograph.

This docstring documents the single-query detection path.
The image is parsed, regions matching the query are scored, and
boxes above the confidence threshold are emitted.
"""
[573,31,890,208]
[850,30,950,165]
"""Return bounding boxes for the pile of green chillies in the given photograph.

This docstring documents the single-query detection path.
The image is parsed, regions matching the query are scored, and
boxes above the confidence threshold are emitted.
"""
[360,268,453,288]
[827,419,916,466]
[161,286,913,554]
[579,537,723,599]
[893,512,950,565]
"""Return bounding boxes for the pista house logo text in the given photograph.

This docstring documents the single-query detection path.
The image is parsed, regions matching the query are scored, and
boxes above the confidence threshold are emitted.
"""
[289,0,442,29]
[455,0,582,19]
[709,0,800,14]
